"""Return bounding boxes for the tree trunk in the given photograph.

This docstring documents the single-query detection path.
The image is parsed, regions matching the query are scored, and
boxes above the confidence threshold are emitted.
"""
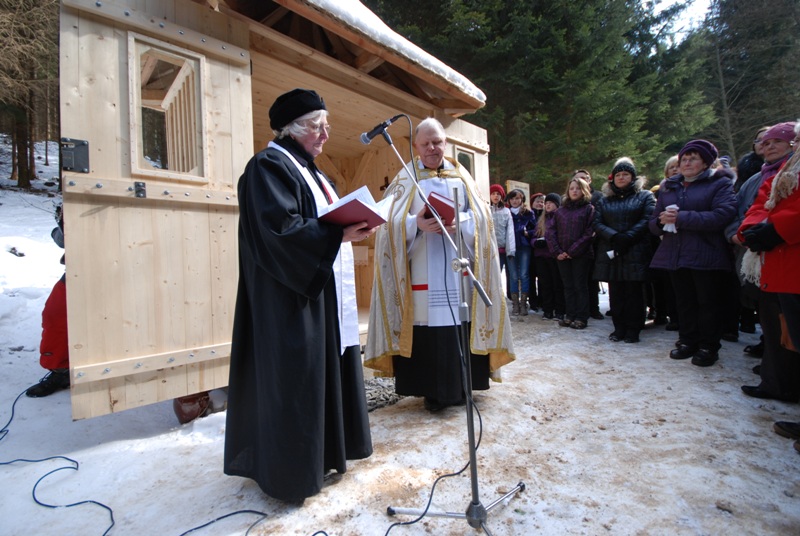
[712,40,736,161]
[28,71,36,180]
[10,123,18,181]
[15,115,32,189]
[44,83,51,166]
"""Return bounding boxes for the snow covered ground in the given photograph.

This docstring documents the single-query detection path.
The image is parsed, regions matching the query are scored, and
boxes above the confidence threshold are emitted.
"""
[1,139,800,535]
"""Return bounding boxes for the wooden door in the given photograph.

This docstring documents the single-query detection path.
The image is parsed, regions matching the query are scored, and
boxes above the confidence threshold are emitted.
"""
[59,0,252,419]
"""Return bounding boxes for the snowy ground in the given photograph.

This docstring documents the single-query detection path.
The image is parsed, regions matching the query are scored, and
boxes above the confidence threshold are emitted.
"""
[1,141,800,535]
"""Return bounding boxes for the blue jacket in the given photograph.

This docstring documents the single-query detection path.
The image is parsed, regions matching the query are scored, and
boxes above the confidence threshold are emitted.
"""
[649,168,737,271]
[510,208,536,249]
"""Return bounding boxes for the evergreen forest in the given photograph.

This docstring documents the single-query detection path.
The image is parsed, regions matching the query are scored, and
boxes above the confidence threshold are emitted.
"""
[1,0,799,193]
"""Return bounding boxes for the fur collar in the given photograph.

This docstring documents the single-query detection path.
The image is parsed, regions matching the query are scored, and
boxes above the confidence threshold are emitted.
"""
[601,177,644,198]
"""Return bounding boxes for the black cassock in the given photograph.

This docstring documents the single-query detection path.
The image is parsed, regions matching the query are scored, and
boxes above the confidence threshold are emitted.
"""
[224,138,372,502]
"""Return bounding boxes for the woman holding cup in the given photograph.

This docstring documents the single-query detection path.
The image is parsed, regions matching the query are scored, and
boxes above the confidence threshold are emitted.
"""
[648,140,737,367]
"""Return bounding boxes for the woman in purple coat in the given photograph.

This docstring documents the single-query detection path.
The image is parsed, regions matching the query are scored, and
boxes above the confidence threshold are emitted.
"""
[546,177,595,329]
[649,139,737,367]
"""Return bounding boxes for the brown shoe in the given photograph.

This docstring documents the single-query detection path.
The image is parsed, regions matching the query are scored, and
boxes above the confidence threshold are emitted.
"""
[795,440,800,454]
[570,320,587,330]
[173,392,211,424]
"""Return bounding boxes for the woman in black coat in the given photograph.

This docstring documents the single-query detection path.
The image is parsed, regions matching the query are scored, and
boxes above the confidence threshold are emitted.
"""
[593,158,656,343]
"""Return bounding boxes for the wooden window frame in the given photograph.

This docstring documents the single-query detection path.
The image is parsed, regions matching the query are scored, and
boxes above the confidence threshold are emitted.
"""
[128,32,209,183]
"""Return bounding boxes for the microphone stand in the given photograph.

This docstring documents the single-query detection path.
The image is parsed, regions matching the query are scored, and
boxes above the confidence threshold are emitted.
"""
[375,127,525,534]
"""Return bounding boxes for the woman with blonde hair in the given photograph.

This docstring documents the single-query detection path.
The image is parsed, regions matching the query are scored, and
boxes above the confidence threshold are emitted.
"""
[546,177,595,329]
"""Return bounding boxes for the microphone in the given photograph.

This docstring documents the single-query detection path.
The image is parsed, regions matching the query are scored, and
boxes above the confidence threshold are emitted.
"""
[360,114,403,145]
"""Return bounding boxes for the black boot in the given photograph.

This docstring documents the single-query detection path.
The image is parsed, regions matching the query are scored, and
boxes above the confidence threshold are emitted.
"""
[26,369,70,398]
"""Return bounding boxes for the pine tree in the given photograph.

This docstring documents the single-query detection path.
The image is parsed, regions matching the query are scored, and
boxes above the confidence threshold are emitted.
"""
[363,0,715,188]
[701,0,800,161]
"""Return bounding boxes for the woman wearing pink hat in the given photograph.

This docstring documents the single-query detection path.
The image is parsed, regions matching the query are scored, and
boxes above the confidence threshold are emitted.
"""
[738,121,800,451]
[736,122,800,403]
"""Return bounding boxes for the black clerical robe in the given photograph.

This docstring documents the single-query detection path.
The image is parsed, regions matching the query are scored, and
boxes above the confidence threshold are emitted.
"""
[224,139,372,502]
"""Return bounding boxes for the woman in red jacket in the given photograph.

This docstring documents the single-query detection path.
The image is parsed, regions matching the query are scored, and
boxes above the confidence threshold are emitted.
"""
[739,121,800,453]
[738,122,800,404]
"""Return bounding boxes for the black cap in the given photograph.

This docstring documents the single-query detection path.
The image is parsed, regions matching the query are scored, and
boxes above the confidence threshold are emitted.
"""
[269,89,326,131]
[544,192,561,207]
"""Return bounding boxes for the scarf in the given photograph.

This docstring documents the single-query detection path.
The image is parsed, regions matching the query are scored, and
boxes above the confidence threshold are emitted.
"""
[740,152,797,286]
[766,151,799,210]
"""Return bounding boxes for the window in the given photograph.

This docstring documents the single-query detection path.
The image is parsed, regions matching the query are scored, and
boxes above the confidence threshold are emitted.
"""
[456,148,474,176]
[129,33,207,182]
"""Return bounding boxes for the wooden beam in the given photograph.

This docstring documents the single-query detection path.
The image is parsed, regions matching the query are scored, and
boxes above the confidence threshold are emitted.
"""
[62,0,250,65]
[247,28,433,120]
[63,175,239,207]
[260,6,290,27]
[389,65,434,102]
[71,342,231,385]
[354,51,384,73]
[323,29,355,64]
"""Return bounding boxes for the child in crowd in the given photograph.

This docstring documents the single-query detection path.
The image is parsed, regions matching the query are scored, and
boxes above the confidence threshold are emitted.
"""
[528,193,545,312]
[546,177,595,329]
[489,183,515,279]
[532,193,565,320]
[506,188,536,316]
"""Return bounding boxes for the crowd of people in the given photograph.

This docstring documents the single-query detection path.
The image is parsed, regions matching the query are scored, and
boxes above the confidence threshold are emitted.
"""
[494,122,800,458]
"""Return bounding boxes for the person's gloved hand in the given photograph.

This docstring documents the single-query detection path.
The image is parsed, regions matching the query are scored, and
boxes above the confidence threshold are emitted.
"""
[532,237,547,249]
[743,222,784,252]
[611,233,632,254]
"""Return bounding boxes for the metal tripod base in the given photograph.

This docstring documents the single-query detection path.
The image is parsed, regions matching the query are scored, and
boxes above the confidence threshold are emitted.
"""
[387,481,525,534]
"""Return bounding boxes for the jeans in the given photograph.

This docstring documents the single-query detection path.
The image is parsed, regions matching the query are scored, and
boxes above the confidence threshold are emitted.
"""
[507,245,531,294]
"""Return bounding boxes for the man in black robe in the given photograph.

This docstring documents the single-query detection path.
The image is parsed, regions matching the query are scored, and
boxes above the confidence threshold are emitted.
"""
[224,89,373,502]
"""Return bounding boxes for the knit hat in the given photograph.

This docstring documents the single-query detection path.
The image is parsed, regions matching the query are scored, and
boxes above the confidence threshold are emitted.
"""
[544,192,561,207]
[269,89,326,131]
[489,183,506,198]
[610,157,636,180]
[679,139,718,167]
[761,122,797,145]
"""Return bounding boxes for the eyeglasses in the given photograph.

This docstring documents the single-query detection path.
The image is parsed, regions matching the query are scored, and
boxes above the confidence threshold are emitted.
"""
[306,123,331,135]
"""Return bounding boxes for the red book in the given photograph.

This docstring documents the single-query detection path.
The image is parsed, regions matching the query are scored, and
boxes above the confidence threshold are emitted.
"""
[318,185,388,228]
[423,191,456,224]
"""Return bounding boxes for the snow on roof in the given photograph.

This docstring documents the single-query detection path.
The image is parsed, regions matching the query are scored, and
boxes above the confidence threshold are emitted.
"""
[307,0,486,105]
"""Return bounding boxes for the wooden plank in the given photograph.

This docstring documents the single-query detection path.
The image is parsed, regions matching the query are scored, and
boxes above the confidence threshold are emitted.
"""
[71,330,231,385]
[63,175,239,207]
[63,0,250,65]
[68,12,126,179]
[181,206,213,393]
